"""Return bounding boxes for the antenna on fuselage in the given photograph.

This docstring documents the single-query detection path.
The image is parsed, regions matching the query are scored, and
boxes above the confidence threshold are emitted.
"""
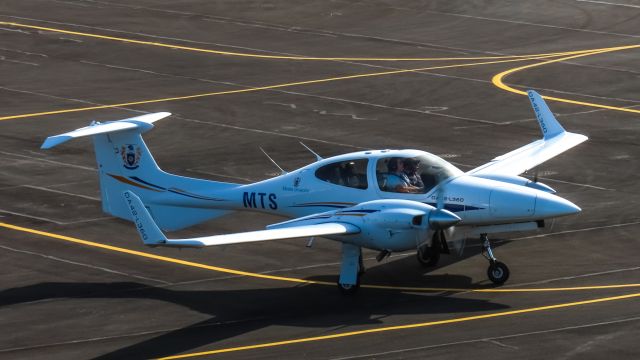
[259,147,287,175]
[299,142,323,161]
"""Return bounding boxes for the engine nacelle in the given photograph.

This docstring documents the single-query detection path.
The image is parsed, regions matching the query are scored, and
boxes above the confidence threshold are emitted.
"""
[331,199,434,251]
[364,208,426,230]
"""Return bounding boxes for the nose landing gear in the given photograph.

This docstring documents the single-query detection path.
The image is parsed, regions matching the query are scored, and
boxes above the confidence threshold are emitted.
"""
[481,233,510,285]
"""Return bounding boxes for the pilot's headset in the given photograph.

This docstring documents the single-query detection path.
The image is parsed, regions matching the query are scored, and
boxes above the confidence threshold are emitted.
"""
[387,157,400,172]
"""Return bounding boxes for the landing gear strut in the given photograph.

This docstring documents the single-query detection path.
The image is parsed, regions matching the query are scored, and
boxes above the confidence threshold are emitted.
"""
[481,234,509,285]
[338,243,364,295]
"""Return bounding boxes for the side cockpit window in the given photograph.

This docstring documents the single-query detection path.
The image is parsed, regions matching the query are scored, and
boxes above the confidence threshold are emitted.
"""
[376,155,462,194]
[315,159,368,190]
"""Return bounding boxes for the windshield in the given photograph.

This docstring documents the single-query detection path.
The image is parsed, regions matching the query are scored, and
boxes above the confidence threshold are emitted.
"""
[376,154,462,194]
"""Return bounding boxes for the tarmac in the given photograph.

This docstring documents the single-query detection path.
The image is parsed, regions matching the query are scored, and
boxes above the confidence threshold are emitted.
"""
[1,1,639,359]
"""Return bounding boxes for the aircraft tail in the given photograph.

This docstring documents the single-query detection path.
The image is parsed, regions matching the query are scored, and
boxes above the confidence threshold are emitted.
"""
[42,112,237,230]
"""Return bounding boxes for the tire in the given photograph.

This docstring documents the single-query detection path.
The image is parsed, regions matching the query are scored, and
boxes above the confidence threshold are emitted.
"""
[337,280,360,295]
[417,244,440,267]
[487,261,510,285]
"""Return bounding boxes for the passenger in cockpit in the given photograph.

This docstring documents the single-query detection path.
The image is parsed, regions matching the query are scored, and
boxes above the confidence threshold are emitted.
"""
[403,158,425,190]
[386,158,422,193]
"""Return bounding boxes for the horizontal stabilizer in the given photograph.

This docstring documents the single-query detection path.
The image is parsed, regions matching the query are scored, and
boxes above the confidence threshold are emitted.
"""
[123,191,359,248]
[41,112,171,149]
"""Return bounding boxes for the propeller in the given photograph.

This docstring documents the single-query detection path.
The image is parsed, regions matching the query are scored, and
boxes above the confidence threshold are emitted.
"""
[415,182,460,266]
[428,183,460,230]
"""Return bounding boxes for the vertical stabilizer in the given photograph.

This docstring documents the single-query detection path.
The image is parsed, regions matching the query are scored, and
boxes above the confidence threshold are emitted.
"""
[42,113,237,230]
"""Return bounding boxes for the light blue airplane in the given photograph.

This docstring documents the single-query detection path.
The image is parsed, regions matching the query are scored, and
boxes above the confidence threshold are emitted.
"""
[43,90,587,293]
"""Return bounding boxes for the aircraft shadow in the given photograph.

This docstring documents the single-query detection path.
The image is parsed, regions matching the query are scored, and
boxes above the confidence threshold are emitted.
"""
[1,279,509,359]
[308,237,513,289]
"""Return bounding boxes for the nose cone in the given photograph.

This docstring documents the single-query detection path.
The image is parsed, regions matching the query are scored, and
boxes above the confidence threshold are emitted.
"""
[535,192,581,218]
[429,209,461,229]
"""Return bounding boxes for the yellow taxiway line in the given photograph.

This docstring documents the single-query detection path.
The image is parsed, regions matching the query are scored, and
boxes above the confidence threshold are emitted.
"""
[159,291,640,359]
[492,44,640,114]
[0,21,636,122]
[1,19,639,360]
[0,54,564,122]
[0,21,601,62]
[2,221,640,293]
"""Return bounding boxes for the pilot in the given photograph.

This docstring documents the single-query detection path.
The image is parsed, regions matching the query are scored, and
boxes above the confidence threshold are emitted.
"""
[341,161,360,188]
[403,158,424,191]
[386,158,421,193]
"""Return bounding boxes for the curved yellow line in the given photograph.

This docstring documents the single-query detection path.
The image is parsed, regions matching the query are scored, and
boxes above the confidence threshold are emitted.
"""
[0,21,609,62]
[0,53,563,122]
[2,221,639,293]
[492,45,640,114]
[160,292,640,359]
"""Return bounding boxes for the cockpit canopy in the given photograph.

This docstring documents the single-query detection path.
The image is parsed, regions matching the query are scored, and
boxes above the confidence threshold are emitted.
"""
[313,151,462,194]
[314,158,369,190]
[377,153,463,194]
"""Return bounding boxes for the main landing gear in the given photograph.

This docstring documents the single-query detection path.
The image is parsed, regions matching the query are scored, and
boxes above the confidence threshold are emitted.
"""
[417,231,449,267]
[417,243,439,267]
[481,233,510,285]
[337,243,365,295]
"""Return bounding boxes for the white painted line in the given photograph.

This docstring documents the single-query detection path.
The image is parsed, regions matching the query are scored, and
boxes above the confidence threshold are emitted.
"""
[43,3,476,56]
[0,151,96,171]
[0,47,48,57]
[0,27,31,34]
[330,316,640,360]
[575,0,640,9]
[0,209,110,225]
[512,220,640,241]
[22,185,100,201]
[0,243,170,284]
[0,56,39,66]
[504,266,640,289]
[0,315,265,354]
[412,8,640,39]
[58,37,83,43]
[80,59,500,125]
[537,177,615,191]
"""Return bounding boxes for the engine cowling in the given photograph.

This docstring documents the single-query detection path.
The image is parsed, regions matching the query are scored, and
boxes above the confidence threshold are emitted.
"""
[340,200,460,251]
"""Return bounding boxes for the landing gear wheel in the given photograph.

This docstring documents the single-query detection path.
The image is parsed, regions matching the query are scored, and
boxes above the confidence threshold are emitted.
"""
[487,261,510,285]
[417,244,440,267]
[338,277,361,295]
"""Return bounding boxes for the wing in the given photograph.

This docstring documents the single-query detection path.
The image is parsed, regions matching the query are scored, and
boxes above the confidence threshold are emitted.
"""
[123,191,360,247]
[468,91,588,176]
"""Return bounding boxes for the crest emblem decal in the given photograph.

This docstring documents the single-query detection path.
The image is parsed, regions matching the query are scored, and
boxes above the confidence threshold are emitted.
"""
[121,144,142,169]
[293,176,301,188]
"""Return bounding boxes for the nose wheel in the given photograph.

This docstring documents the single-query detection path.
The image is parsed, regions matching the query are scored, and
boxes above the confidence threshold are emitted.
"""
[481,234,510,285]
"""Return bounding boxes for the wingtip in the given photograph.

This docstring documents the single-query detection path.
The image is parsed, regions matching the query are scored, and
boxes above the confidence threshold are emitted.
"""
[122,190,167,245]
[41,135,70,149]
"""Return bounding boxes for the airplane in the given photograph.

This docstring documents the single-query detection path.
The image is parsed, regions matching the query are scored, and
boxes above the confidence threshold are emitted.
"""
[42,90,587,294]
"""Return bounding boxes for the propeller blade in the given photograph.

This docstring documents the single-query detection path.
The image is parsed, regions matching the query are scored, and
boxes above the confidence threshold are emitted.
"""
[436,185,444,210]
[428,208,461,229]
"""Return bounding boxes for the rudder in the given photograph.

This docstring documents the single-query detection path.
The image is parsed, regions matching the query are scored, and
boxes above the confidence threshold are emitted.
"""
[43,112,237,230]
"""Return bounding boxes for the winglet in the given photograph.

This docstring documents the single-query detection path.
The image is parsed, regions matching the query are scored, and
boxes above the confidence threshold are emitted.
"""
[528,90,565,140]
[123,191,167,246]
